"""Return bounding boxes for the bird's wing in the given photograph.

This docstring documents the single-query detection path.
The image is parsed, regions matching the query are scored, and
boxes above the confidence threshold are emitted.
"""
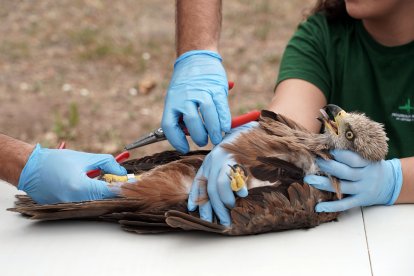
[100,200,195,234]
[102,204,189,234]
[259,109,308,132]
[8,195,148,220]
[121,150,209,174]
[230,183,338,235]
[222,110,320,185]
[250,156,304,184]
[164,183,339,235]
[165,211,228,234]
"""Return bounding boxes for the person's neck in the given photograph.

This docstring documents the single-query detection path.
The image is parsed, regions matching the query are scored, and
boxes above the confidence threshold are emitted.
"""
[362,4,414,47]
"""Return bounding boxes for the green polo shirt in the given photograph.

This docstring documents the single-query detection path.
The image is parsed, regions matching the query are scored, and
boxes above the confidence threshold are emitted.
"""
[277,13,414,158]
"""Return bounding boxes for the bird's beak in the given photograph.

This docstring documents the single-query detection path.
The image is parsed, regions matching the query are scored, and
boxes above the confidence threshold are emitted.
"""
[319,104,348,135]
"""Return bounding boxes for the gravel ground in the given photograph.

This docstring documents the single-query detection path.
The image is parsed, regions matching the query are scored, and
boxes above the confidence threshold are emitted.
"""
[0,0,314,158]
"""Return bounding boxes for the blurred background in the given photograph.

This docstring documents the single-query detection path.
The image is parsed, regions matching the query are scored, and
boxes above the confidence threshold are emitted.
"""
[0,0,313,159]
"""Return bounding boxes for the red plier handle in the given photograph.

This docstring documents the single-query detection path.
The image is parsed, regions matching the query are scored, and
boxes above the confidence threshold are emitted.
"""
[178,109,260,135]
[231,110,261,128]
[86,151,130,178]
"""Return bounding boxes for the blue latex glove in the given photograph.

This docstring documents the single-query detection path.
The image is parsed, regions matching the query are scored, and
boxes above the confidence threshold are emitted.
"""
[162,50,231,153]
[187,122,257,226]
[18,144,127,204]
[304,149,403,212]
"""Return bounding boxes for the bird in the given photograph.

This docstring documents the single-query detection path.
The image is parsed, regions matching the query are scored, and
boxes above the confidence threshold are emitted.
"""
[9,104,388,236]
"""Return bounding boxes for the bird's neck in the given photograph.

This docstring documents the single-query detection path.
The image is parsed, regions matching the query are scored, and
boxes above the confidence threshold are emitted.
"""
[305,133,335,151]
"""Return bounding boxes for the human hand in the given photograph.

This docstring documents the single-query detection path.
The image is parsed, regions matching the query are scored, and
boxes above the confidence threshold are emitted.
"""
[18,144,127,204]
[187,122,257,226]
[304,150,403,212]
[162,50,230,153]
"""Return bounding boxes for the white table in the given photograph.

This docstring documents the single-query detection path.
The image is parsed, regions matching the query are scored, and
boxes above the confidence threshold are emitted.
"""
[0,180,412,276]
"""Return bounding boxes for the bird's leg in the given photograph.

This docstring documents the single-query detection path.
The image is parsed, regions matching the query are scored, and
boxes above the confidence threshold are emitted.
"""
[228,164,248,192]
[328,175,342,200]
[195,176,209,205]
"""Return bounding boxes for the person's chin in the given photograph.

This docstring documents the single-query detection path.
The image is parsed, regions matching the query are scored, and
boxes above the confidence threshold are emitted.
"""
[345,4,366,20]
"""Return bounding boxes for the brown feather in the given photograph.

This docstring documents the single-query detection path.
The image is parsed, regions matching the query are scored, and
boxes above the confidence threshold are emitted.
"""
[118,159,200,211]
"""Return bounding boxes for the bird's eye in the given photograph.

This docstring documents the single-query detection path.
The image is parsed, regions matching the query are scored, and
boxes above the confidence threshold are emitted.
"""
[345,130,354,140]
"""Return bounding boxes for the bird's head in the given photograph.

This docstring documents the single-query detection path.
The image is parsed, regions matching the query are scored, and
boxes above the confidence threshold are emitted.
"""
[319,104,388,161]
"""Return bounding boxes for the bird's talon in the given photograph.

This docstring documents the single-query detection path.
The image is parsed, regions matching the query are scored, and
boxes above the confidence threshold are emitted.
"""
[227,173,232,180]
[228,164,248,192]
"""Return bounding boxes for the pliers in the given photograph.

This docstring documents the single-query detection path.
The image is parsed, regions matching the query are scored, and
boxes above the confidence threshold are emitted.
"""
[125,109,261,150]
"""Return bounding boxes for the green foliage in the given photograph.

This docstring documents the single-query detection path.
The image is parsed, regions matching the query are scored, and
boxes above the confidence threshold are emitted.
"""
[69,102,80,128]
[254,22,271,41]
[53,102,80,140]
[236,106,251,116]
[265,53,281,65]
[0,41,31,61]
[254,0,271,14]
[79,43,113,60]
[70,28,100,46]
[53,114,66,140]
[71,28,138,63]
[237,103,265,116]
[255,102,266,110]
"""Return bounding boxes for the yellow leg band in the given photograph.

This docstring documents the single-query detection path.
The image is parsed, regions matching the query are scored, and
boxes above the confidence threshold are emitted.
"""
[102,174,140,183]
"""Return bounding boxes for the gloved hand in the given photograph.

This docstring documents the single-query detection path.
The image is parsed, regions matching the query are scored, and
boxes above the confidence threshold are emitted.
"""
[187,122,257,226]
[162,50,231,153]
[304,149,403,212]
[18,144,127,204]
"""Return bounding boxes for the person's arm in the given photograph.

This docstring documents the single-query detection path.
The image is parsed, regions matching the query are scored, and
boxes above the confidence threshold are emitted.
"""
[268,78,327,132]
[0,134,34,186]
[395,157,414,203]
[0,134,127,204]
[162,0,230,153]
[176,0,221,55]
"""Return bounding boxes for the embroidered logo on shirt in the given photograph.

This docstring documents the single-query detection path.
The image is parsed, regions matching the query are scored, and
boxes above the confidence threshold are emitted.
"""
[391,98,414,122]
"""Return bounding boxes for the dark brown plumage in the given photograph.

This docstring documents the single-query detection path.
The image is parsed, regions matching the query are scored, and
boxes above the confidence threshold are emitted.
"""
[9,105,388,235]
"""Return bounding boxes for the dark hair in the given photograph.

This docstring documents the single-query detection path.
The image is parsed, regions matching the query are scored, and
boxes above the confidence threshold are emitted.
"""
[311,0,351,21]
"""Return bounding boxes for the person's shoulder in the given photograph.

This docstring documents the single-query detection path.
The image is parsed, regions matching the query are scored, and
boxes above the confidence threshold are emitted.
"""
[297,12,357,42]
[298,13,328,31]
[295,13,356,47]
[302,13,327,25]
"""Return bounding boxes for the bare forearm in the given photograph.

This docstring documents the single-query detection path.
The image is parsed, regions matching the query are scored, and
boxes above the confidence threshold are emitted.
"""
[395,157,414,204]
[176,0,222,56]
[267,79,327,133]
[0,134,34,186]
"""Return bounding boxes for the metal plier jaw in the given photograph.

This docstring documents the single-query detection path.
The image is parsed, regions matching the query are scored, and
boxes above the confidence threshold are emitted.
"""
[125,127,166,150]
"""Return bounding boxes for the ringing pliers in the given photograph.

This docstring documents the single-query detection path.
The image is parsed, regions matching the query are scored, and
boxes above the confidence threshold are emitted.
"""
[125,81,260,150]
[125,110,261,150]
